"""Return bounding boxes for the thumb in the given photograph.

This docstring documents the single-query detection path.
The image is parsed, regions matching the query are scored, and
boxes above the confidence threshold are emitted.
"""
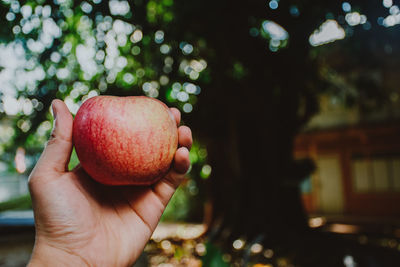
[35,99,74,174]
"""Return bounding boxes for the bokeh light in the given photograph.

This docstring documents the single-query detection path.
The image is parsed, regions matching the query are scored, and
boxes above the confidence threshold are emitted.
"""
[269,0,278,10]
[309,20,345,46]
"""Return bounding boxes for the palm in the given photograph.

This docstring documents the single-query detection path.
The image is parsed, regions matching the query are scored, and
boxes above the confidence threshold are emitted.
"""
[33,166,174,266]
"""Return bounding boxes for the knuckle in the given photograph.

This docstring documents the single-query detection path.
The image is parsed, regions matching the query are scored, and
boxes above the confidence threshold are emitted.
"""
[164,175,182,189]
[46,133,71,147]
[46,130,59,146]
[46,137,58,147]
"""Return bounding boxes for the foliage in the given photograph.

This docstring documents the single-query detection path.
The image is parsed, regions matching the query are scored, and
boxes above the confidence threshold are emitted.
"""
[201,242,230,267]
[0,0,205,160]
[0,0,209,221]
[0,194,32,211]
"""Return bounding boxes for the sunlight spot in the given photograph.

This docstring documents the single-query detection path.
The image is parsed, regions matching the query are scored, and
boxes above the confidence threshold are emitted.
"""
[383,14,400,27]
[64,97,80,114]
[130,29,143,43]
[309,20,345,46]
[12,25,21,34]
[181,43,193,55]
[201,164,212,178]
[195,243,206,256]
[383,0,393,8]
[189,71,199,80]
[360,15,367,24]
[20,5,32,18]
[269,0,278,10]
[109,0,130,16]
[345,12,363,26]
[390,5,400,15]
[233,239,245,250]
[81,1,93,13]
[42,5,51,18]
[6,12,15,21]
[183,103,193,113]
[123,73,135,84]
[290,5,300,17]
[2,95,20,115]
[161,240,171,250]
[264,249,274,258]
[56,68,70,80]
[10,0,20,13]
[342,2,351,12]
[159,75,169,85]
[88,90,99,98]
[251,243,263,254]
[177,91,189,102]
[184,83,196,94]
[131,46,141,55]
[261,20,289,51]
[43,18,62,38]
[37,121,52,136]
[343,255,356,267]
[160,44,171,54]
[155,30,164,44]
[262,21,288,41]
[113,19,134,35]
[22,99,33,115]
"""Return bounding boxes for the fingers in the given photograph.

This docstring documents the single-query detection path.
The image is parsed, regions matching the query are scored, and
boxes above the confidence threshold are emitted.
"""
[172,147,190,175]
[172,124,192,177]
[178,126,192,150]
[32,100,73,175]
[151,124,192,205]
[169,108,192,149]
[169,107,181,126]
[152,147,190,205]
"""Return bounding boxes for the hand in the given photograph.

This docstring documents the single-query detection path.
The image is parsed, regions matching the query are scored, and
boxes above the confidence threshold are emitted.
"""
[27,99,192,267]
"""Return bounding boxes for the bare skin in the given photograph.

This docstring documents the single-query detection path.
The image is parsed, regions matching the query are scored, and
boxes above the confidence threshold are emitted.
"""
[27,99,192,267]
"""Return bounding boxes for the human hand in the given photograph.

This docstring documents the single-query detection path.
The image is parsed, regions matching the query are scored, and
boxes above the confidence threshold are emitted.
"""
[27,99,192,267]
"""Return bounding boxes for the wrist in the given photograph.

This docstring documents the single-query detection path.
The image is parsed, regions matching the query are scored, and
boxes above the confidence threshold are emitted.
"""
[28,240,90,267]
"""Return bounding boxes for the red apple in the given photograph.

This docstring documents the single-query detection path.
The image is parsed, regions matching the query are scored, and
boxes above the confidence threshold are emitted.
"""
[72,96,178,185]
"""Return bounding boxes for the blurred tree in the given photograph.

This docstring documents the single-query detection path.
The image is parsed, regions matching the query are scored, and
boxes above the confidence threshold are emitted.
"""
[172,0,400,265]
[1,0,400,265]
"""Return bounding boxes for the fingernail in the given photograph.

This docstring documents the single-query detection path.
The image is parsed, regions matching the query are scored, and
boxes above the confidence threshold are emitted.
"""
[51,100,57,120]
[168,109,175,123]
[51,101,58,131]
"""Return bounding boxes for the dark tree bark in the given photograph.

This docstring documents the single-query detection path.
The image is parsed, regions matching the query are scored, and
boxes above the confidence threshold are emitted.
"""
[174,0,327,242]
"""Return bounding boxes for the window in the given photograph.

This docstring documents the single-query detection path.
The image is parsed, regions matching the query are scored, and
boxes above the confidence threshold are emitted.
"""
[352,155,400,193]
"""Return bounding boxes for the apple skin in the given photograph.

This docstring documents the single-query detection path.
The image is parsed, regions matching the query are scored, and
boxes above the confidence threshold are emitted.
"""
[72,96,178,185]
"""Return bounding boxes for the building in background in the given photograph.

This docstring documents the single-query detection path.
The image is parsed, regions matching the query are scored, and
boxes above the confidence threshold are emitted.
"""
[295,94,400,217]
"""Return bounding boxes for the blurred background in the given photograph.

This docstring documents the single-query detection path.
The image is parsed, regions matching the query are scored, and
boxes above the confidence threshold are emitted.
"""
[1,0,400,266]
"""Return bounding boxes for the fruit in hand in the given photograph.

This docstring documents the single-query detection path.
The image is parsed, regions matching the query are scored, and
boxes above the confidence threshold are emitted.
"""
[73,96,178,185]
